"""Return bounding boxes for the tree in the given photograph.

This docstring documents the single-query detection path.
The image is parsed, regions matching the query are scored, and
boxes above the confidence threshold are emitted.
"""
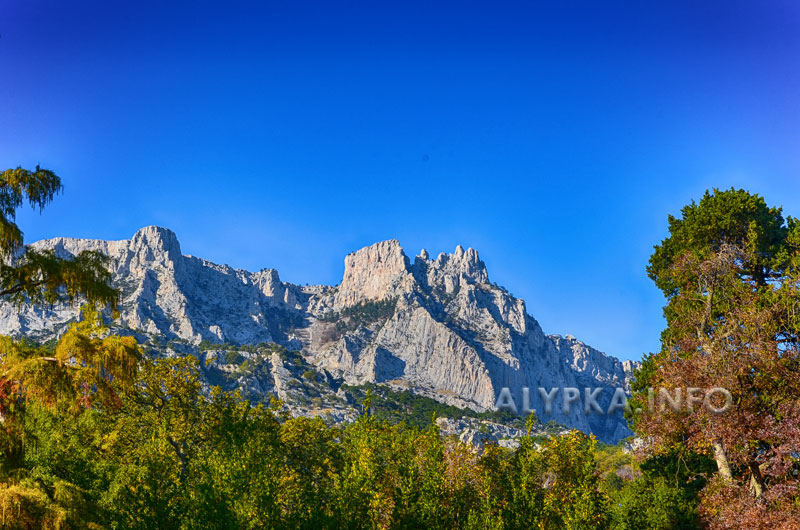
[610,475,699,530]
[0,166,116,308]
[0,166,140,420]
[635,188,800,528]
[0,166,139,528]
[539,431,608,529]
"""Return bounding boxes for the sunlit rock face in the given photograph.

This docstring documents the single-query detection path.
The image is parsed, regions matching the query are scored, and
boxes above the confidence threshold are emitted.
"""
[0,227,638,442]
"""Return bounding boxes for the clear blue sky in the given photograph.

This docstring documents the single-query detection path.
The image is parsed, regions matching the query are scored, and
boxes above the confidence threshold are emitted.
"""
[2,1,799,361]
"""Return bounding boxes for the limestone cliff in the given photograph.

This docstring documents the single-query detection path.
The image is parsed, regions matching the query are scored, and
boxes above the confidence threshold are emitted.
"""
[0,227,638,442]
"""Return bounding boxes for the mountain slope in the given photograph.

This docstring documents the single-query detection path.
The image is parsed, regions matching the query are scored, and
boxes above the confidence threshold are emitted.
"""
[0,226,637,442]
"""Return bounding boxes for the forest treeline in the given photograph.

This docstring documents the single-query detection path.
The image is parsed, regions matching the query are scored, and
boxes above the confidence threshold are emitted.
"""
[1,350,698,529]
[0,168,799,529]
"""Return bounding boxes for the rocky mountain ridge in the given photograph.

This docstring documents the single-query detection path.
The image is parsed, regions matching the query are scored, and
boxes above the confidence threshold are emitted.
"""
[0,226,638,442]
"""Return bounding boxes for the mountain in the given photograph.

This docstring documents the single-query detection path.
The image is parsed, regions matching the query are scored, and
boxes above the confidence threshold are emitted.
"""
[0,226,638,442]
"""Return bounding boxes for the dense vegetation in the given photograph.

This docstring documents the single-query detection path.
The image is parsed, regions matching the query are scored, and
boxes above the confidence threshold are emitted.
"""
[342,382,531,430]
[1,346,691,529]
[318,298,398,333]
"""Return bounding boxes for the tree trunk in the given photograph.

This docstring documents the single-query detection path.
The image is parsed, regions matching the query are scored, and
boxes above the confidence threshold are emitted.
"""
[697,286,714,339]
[748,461,766,498]
[712,439,733,482]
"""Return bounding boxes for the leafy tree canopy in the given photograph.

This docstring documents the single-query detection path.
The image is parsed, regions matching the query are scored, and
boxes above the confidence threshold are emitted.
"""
[648,187,791,296]
[0,166,116,309]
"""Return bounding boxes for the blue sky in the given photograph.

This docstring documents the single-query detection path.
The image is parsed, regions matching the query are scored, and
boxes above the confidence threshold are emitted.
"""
[2,1,799,361]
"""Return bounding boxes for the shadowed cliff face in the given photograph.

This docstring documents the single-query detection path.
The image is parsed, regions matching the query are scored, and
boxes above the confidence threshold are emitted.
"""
[0,226,637,442]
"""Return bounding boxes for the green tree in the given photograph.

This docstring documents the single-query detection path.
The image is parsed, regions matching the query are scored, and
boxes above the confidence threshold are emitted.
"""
[647,187,788,296]
[610,475,699,530]
[540,431,608,529]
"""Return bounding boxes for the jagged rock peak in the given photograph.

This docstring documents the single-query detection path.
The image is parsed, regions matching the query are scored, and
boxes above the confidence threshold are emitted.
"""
[130,226,182,257]
[428,244,488,285]
[335,240,414,308]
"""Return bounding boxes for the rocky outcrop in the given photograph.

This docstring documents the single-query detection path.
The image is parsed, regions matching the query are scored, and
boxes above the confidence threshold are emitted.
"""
[435,417,535,452]
[335,239,414,309]
[0,227,639,442]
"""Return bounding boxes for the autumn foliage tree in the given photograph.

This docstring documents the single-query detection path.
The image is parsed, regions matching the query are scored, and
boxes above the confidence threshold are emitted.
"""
[635,188,800,528]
